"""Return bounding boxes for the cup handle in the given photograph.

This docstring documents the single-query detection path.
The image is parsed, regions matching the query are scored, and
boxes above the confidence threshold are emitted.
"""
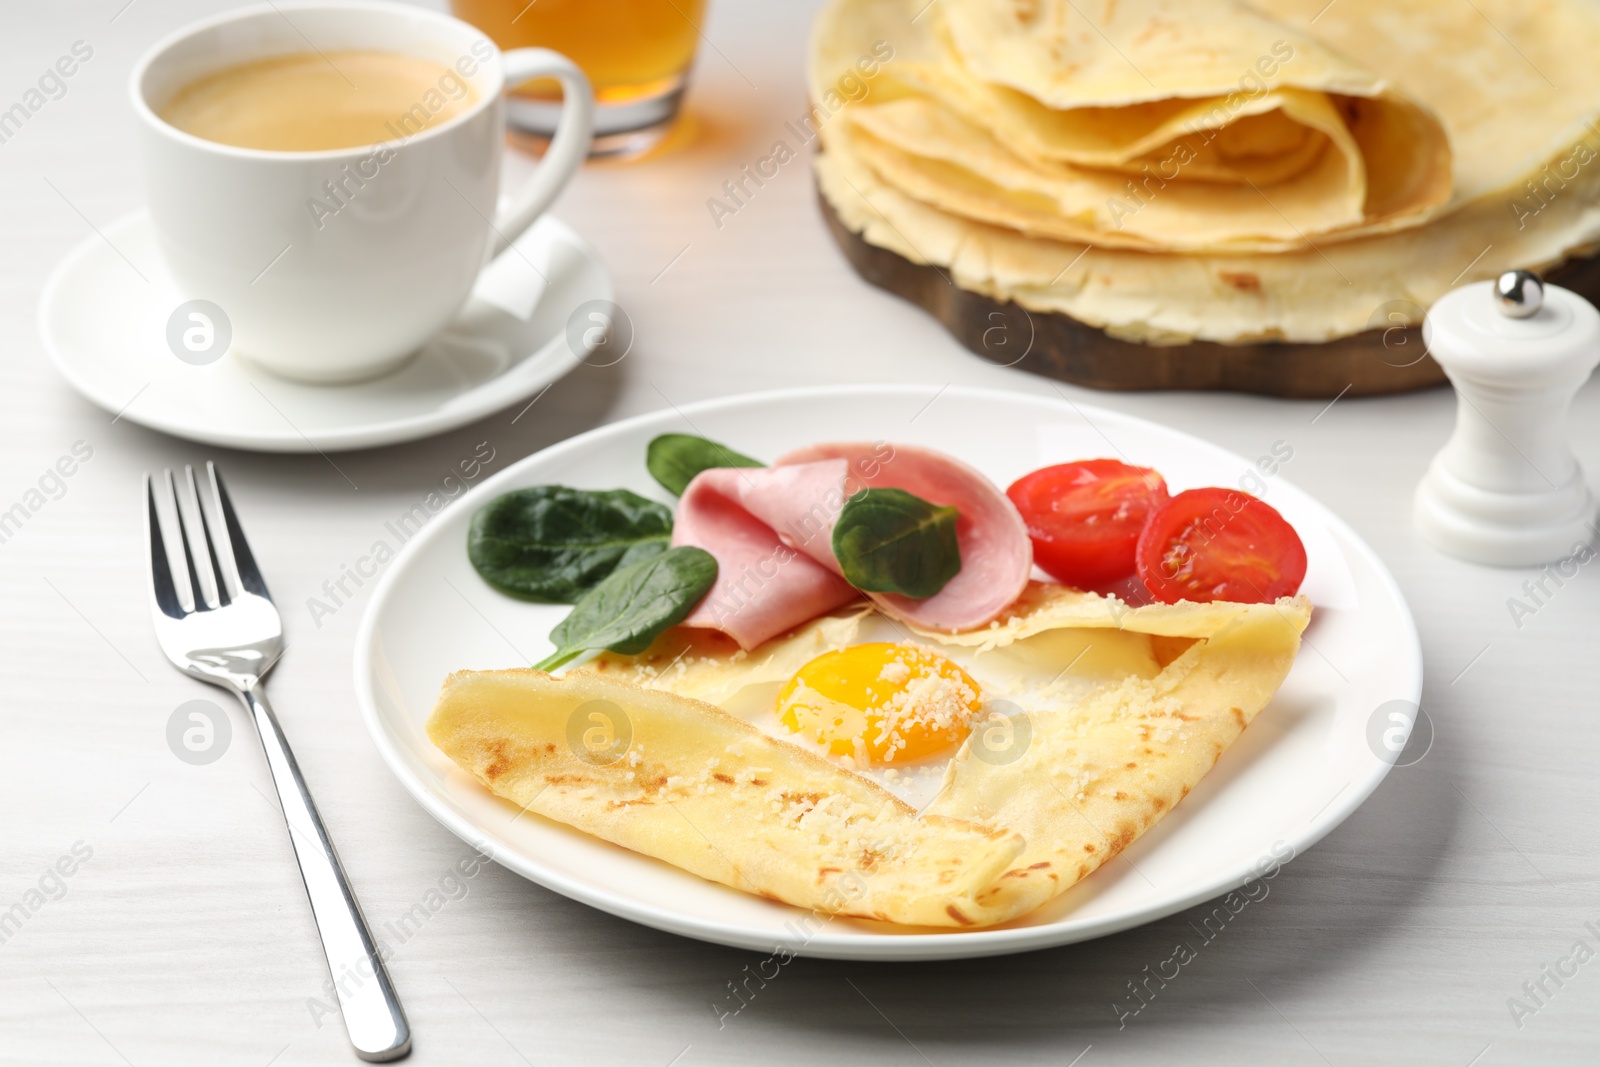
[490,48,594,257]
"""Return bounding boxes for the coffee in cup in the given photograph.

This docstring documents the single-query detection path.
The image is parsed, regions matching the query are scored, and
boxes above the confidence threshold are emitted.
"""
[160,50,480,152]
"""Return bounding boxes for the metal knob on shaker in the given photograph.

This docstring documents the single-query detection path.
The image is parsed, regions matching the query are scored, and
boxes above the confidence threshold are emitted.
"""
[1414,270,1600,565]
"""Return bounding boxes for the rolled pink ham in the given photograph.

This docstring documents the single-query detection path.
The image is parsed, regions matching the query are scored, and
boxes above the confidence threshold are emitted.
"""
[772,442,1032,631]
[671,443,1032,646]
[671,464,858,649]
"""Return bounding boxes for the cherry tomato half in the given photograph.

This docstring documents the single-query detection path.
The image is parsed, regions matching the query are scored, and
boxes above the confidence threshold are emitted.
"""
[1135,488,1307,604]
[1007,460,1171,589]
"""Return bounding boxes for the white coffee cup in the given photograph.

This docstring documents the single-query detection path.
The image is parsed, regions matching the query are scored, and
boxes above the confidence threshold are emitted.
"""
[132,1,594,383]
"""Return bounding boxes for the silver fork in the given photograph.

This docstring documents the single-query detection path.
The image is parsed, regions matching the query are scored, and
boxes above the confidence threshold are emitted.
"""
[145,463,410,1062]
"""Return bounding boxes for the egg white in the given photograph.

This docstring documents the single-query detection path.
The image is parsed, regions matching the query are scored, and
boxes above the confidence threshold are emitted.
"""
[578,587,1181,808]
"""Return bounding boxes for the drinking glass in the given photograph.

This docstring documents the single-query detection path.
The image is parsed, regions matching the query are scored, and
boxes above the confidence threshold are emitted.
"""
[452,0,706,158]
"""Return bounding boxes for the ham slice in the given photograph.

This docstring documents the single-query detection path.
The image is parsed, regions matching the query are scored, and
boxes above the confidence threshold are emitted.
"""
[671,465,858,649]
[672,443,1033,646]
[773,442,1032,631]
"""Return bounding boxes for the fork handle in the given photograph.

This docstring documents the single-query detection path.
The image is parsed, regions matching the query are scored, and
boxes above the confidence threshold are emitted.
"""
[242,684,411,1062]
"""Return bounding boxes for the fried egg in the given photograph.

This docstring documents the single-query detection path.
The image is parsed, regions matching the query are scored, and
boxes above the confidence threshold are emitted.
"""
[776,642,983,764]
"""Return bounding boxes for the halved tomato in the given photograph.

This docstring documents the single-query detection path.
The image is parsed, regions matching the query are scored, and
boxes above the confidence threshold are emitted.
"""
[1007,460,1170,589]
[1135,488,1307,604]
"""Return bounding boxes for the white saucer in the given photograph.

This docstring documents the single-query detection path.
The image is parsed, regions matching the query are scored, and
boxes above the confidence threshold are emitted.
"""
[39,210,613,452]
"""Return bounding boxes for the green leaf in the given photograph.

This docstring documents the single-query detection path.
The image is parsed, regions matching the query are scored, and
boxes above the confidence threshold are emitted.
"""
[468,486,673,604]
[832,488,962,599]
[535,546,719,671]
[646,433,763,496]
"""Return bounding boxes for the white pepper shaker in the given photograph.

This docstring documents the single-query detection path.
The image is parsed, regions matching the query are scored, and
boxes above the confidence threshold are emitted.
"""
[1414,270,1600,566]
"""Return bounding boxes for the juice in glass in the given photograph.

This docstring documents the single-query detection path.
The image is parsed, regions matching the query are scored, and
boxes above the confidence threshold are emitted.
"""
[453,0,706,156]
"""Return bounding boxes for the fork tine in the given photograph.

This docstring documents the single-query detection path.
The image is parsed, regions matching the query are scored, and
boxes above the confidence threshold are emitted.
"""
[145,474,185,619]
[209,462,272,601]
[187,465,233,606]
[166,467,215,610]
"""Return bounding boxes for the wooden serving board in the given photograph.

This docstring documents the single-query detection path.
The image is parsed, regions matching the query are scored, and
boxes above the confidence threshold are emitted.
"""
[821,192,1600,399]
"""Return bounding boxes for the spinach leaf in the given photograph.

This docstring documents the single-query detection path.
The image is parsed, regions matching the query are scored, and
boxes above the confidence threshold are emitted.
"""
[468,486,673,603]
[646,433,763,496]
[534,546,718,671]
[832,488,961,599]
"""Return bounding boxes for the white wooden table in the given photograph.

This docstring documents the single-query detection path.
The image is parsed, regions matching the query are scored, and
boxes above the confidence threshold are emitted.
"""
[4,1,1599,1064]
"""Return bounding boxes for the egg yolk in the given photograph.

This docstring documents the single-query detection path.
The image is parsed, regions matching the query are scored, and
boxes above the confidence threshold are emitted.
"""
[775,643,983,764]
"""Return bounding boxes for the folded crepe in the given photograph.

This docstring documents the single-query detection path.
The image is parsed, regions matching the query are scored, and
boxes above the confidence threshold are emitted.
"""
[816,0,1452,252]
[428,591,1309,927]
[813,0,1600,343]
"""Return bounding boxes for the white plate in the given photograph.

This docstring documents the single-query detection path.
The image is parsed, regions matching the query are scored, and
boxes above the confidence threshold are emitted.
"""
[354,385,1422,960]
[39,210,611,453]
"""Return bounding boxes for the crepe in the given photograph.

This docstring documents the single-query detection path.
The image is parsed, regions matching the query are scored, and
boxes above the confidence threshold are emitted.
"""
[812,0,1600,343]
[430,666,1026,926]
[428,590,1309,927]
[814,0,1452,252]
[921,599,1307,920]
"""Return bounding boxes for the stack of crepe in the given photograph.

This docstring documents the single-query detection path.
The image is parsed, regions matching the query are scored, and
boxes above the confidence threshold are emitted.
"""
[811,0,1600,344]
